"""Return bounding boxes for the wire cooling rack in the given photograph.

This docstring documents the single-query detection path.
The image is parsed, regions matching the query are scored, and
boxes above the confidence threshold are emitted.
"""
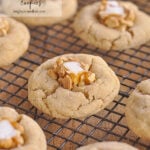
[0,0,150,149]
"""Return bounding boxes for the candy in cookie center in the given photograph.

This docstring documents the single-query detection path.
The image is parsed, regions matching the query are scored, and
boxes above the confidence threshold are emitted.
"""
[0,17,9,37]
[0,119,24,149]
[98,0,135,31]
[48,58,96,90]
[63,61,84,75]
[0,120,17,140]
[99,0,125,17]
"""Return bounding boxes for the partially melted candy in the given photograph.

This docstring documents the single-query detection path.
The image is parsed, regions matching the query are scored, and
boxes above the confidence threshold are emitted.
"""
[98,0,135,30]
[63,61,84,75]
[100,1,125,17]
[48,58,96,90]
[0,120,17,140]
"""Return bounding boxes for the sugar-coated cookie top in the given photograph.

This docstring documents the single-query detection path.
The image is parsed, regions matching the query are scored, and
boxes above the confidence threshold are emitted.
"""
[0,120,17,139]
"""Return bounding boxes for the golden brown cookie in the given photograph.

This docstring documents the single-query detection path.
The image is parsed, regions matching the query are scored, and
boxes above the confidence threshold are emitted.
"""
[73,1,150,51]
[0,107,47,150]
[77,142,138,150]
[125,79,150,141]
[0,16,30,67]
[28,54,120,119]
[2,0,78,26]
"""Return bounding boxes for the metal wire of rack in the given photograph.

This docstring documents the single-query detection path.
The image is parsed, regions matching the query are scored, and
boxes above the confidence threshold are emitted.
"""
[0,0,150,149]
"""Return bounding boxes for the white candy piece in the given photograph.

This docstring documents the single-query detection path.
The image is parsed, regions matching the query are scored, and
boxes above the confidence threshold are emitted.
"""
[107,1,120,7]
[100,0,125,17]
[63,61,84,74]
[0,120,17,139]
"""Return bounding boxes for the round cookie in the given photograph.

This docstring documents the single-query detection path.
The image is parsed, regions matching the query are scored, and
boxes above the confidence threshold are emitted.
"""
[73,1,150,51]
[0,16,30,67]
[28,54,120,119]
[125,79,150,140]
[2,0,78,26]
[77,142,138,150]
[0,107,47,150]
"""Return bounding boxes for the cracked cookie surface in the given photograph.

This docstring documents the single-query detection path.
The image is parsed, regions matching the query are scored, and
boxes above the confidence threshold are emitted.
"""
[28,54,120,119]
[77,142,138,150]
[0,16,30,67]
[0,107,47,150]
[73,1,150,51]
[125,79,150,141]
[2,0,78,26]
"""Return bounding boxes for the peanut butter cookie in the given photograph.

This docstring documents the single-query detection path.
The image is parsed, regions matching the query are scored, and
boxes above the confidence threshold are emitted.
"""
[0,16,30,67]
[73,0,150,51]
[2,0,78,26]
[125,79,150,141]
[0,107,47,150]
[77,142,138,150]
[28,54,120,119]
